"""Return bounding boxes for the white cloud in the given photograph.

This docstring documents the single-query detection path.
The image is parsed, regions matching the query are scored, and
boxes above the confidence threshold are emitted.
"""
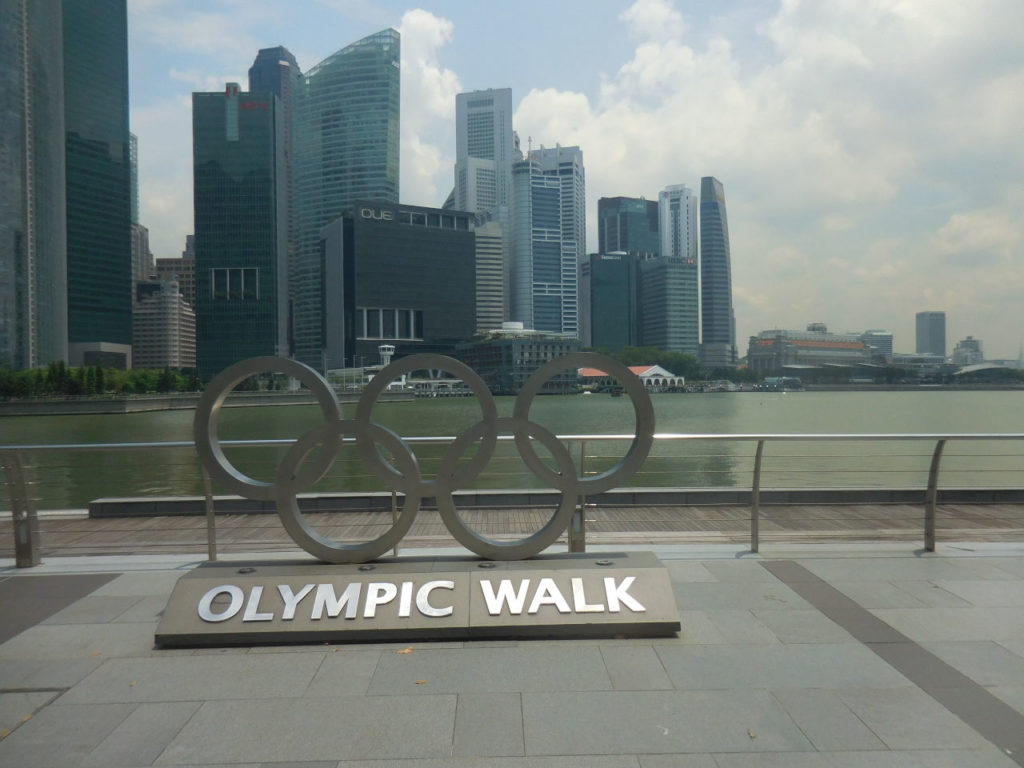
[398,9,461,205]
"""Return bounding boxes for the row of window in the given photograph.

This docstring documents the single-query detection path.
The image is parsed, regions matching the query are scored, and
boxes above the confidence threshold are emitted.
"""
[210,268,259,300]
[357,308,424,340]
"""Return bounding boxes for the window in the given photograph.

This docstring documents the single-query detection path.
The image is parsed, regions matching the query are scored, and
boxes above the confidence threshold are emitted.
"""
[210,268,259,300]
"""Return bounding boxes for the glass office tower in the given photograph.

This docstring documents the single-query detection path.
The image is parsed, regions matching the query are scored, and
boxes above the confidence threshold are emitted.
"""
[63,0,133,367]
[192,84,288,377]
[699,176,736,366]
[0,0,68,369]
[597,197,660,259]
[293,29,400,369]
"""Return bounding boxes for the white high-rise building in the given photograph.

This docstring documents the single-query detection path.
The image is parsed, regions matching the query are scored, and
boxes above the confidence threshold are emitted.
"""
[659,184,698,261]
[474,221,505,332]
[454,89,515,216]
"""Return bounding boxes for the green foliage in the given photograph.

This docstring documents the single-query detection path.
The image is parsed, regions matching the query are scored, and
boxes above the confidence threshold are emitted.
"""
[0,365,204,399]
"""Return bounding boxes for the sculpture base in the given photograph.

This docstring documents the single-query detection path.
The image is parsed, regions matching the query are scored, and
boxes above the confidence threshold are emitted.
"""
[155,551,680,648]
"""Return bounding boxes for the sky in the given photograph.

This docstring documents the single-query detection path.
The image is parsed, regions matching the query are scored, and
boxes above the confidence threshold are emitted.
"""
[127,0,1024,361]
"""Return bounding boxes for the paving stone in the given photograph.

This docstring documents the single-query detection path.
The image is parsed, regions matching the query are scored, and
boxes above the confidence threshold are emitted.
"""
[829,580,930,609]
[933,580,1024,607]
[113,595,173,623]
[332,758,641,767]
[709,754,832,768]
[303,650,383,697]
[836,687,990,751]
[60,653,326,704]
[91,572,191,598]
[656,643,909,690]
[0,702,134,768]
[0,622,157,660]
[702,610,779,644]
[770,688,886,751]
[663,562,717,583]
[0,658,102,690]
[367,646,612,694]
[0,690,59,738]
[522,689,812,755]
[673,610,727,644]
[671,581,809,611]
[156,696,456,763]
[750,608,854,643]
[81,701,200,767]
[41,595,143,625]
[453,692,524,756]
[872,606,1024,642]
[637,756,717,768]
[821,747,1019,767]
[600,645,673,690]
[894,581,975,609]
[922,641,1024,686]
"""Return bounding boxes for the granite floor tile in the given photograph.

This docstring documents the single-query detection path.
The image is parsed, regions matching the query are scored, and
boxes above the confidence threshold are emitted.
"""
[41,595,144,625]
[600,645,673,690]
[702,610,779,644]
[0,690,59,738]
[0,658,103,690]
[303,650,382,697]
[749,608,854,643]
[367,646,612,694]
[453,692,524,757]
[60,653,326,704]
[770,688,886,751]
[921,641,1024,686]
[0,702,134,768]
[156,696,456,763]
[81,701,200,767]
[821,747,1019,767]
[0,622,158,660]
[522,689,812,755]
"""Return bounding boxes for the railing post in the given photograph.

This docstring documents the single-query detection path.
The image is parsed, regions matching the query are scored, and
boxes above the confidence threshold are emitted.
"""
[3,451,41,568]
[750,440,765,553]
[391,490,400,557]
[925,439,946,552]
[202,468,217,562]
[568,440,587,552]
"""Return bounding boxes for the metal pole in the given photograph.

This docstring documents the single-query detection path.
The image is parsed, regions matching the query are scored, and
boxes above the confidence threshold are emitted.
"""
[3,451,40,568]
[751,440,765,553]
[391,490,400,557]
[202,468,217,561]
[568,440,587,552]
[925,439,946,552]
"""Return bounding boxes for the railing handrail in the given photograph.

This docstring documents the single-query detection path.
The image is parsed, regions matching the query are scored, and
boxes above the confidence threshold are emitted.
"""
[4,432,1024,453]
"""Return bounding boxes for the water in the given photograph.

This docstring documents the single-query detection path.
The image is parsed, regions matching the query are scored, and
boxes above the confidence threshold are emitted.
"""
[2,390,1023,509]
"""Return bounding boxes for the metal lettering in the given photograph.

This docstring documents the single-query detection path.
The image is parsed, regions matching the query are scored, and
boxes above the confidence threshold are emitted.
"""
[198,585,244,623]
[278,584,315,621]
[311,582,360,620]
[571,578,605,613]
[480,578,530,616]
[416,581,455,617]
[359,207,393,221]
[398,581,414,618]
[363,582,398,618]
[242,585,274,622]
[528,578,571,614]
[604,576,645,613]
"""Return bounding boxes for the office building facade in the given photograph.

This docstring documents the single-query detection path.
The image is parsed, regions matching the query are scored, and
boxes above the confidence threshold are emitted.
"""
[699,176,736,366]
[0,0,68,369]
[292,29,400,367]
[474,220,505,332]
[916,311,946,358]
[580,253,639,350]
[456,327,581,395]
[319,202,476,368]
[192,83,288,377]
[510,147,584,336]
[597,196,660,259]
[132,281,196,369]
[638,255,699,356]
[454,88,515,217]
[63,0,133,367]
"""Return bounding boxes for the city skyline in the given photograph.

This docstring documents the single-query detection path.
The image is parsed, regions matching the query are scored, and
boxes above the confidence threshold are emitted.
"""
[128,0,1023,359]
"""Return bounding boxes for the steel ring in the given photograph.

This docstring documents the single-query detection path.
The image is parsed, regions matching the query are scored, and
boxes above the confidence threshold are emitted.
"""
[355,353,499,495]
[275,420,422,564]
[193,356,342,501]
[513,352,654,495]
[436,417,578,560]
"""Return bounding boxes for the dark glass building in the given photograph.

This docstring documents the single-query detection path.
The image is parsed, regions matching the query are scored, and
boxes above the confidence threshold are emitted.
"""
[63,0,133,367]
[699,176,736,366]
[580,253,639,351]
[293,29,401,368]
[639,256,699,356]
[192,83,288,377]
[1,0,68,369]
[320,202,476,368]
[597,197,660,259]
[915,311,946,358]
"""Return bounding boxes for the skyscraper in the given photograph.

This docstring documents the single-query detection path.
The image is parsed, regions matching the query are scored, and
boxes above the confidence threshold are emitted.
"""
[642,184,700,356]
[292,29,400,368]
[63,0,133,368]
[509,146,585,336]
[598,196,660,259]
[474,220,505,332]
[454,88,514,217]
[699,176,736,367]
[192,83,288,376]
[0,0,68,369]
[580,253,639,350]
[916,311,946,358]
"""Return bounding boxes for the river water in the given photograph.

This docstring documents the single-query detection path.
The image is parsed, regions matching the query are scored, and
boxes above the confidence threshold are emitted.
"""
[3,390,1023,510]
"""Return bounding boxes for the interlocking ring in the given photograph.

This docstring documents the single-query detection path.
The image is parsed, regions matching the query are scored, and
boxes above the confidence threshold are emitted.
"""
[194,352,654,563]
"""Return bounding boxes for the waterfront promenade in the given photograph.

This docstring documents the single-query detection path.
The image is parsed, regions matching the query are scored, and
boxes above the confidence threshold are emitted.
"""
[2,509,1024,766]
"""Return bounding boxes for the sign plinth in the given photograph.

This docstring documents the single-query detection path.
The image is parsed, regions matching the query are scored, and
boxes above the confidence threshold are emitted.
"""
[155,552,680,647]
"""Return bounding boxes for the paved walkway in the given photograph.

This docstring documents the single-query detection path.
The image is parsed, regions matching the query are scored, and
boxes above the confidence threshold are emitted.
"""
[2,538,1024,767]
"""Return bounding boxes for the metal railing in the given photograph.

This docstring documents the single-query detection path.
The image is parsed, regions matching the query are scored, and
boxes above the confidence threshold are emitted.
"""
[3,432,1024,566]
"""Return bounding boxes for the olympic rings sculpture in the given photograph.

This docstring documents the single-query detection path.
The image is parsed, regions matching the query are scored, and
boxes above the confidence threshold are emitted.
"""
[194,352,655,563]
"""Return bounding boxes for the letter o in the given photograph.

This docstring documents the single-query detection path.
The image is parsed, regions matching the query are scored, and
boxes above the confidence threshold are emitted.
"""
[198,585,244,622]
